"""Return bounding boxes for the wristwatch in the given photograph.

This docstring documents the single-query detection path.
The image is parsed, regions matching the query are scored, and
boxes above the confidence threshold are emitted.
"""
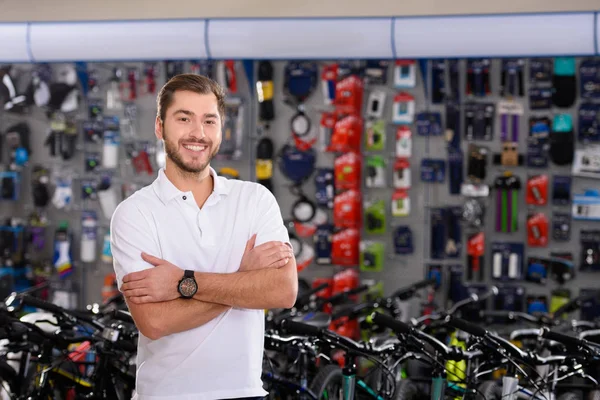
[177,270,198,299]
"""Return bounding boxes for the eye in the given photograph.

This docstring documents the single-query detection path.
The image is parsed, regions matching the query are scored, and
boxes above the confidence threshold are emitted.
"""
[179,117,190,122]
[205,120,216,125]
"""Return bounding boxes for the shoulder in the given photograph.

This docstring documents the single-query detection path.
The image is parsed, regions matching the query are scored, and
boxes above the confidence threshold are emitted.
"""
[110,186,155,228]
[222,177,274,202]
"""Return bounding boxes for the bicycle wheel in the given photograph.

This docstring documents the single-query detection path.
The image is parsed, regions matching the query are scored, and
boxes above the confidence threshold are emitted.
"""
[588,390,600,400]
[475,380,502,400]
[310,364,343,399]
[558,392,581,400]
[393,379,419,400]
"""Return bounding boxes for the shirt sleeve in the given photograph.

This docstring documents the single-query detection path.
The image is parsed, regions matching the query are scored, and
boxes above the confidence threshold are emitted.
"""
[252,184,290,248]
[110,200,161,291]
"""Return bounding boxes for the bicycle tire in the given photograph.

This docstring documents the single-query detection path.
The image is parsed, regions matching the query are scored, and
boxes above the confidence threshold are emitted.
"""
[393,379,419,400]
[558,392,582,400]
[310,364,343,399]
[476,380,502,400]
[588,390,600,400]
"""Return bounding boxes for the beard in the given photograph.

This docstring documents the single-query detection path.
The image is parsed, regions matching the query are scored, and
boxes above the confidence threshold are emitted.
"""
[163,127,220,175]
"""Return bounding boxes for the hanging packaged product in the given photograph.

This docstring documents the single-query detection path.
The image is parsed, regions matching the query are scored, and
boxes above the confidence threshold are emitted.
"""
[256,137,274,192]
[333,189,362,229]
[81,179,98,201]
[420,159,445,183]
[549,114,575,166]
[365,119,386,151]
[334,75,364,116]
[54,222,74,279]
[432,60,460,104]
[331,228,360,266]
[494,102,524,167]
[448,149,463,195]
[462,144,489,197]
[365,60,389,85]
[364,199,386,235]
[466,58,491,97]
[526,256,549,284]
[464,102,495,141]
[314,224,333,265]
[321,64,338,106]
[573,190,600,221]
[529,87,553,110]
[467,232,485,281]
[430,207,462,259]
[365,90,386,120]
[494,172,521,233]
[552,57,577,108]
[359,241,385,272]
[526,117,550,168]
[579,59,600,100]
[394,60,416,88]
[256,60,275,124]
[580,230,600,271]
[219,98,245,157]
[526,213,549,247]
[215,60,237,94]
[126,141,154,176]
[277,144,316,187]
[291,192,328,237]
[319,112,337,152]
[392,92,415,125]
[578,102,600,143]
[393,226,413,255]
[500,59,525,98]
[393,158,411,189]
[102,130,120,169]
[395,126,412,158]
[572,145,600,179]
[288,230,315,273]
[314,168,335,209]
[549,252,575,284]
[365,156,386,188]
[445,102,461,149]
[334,152,361,191]
[550,288,572,314]
[102,231,112,263]
[552,176,571,205]
[552,212,571,242]
[80,210,98,263]
[416,112,442,136]
[328,114,363,153]
[526,175,548,206]
[391,189,410,217]
[491,242,524,280]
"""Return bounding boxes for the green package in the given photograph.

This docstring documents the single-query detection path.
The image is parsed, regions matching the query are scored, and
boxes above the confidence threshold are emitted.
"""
[365,199,386,234]
[360,241,385,272]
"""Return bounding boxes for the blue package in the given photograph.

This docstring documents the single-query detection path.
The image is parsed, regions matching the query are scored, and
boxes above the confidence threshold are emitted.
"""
[314,224,333,265]
[416,112,442,136]
[578,102,600,142]
[394,226,413,255]
[421,159,446,183]
[527,117,550,168]
[579,59,600,99]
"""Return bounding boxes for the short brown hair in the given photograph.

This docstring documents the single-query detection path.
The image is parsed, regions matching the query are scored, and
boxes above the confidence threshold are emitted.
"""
[156,73,226,122]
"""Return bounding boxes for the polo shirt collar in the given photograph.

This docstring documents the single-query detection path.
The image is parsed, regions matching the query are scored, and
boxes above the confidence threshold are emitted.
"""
[153,166,229,204]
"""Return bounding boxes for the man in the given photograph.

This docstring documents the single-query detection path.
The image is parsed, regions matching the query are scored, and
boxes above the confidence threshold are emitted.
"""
[110,73,298,400]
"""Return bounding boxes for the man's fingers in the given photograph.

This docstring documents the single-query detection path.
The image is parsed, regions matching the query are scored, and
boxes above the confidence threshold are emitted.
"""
[123,270,149,283]
[141,252,163,266]
[128,295,154,305]
[121,280,146,291]
[123,288,148,298]
[245,234,257,252]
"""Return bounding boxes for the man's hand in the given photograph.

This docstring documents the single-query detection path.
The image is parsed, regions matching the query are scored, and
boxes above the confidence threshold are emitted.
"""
[121,253,183,304]
[239,234,294,272]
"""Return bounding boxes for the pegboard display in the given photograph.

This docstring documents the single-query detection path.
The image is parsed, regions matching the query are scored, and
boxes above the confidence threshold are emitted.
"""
[0,57,599,322]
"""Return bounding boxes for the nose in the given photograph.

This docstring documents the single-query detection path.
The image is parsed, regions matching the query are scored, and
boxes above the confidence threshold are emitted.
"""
[188,122,206,140]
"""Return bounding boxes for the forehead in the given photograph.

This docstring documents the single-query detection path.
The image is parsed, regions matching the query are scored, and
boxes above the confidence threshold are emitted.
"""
[168,90,219,114]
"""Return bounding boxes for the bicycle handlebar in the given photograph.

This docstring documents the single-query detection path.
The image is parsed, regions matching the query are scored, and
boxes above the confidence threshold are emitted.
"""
[391,278,436,300]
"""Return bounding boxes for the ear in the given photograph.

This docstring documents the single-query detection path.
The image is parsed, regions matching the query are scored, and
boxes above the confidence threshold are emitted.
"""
[155,116,163,140]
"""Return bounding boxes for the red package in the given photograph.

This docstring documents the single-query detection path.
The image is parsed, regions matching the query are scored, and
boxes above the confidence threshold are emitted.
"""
[334,75,364,116]
[333,189,362,229]
[312,278,333,313]
[331,228,360,266]
[334,152,362,191]
[527,213,549,247]
[526,175,548,206]
[332,268,359,294]
[328,114,363,153]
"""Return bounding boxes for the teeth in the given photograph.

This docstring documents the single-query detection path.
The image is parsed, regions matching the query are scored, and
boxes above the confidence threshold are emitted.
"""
[184,144,206,152]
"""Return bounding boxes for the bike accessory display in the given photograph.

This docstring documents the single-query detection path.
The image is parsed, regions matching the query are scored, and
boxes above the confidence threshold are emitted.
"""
[491,242,524,280]
[257,60,275,125]
[494,173,521,233]
[578,102,600,142]
[580,230,600,271]
[552,212,571,242]
[80,210,97,263]
[391,189,410,217]
[256,137,274,192]
[314,168,335,209]
[333,189,362,229]
[529,58,553,110]
[31,165,50,208]
[364,119,385,151]
[552,57,577,108]
[467,232,485,281]
[526,256,549,284]
[393,158,411,189]
[364,199,386,235]
[395,126,412,158]
[526,212,549,247]
[392,92,415,125]
[394,59,416,88]
[572,145,600,179]
[500,59,525,97]
[365,90,386,120]
[448,149,463,195]
[550,114,575,166]
[331,228,360,266]
[365,156,386,188]
[466,58,491,97]
[277,144,316,186]
[334,75,364,116]
[334,152,361,191]
[579,59,600,99]
[421,159,445,183]
[359,241,384,272]
[464,102,495,141]
[314,224,333,265]
[328,114,362,153]
[526,175,548,206]
[527,116,550,168]
[416,112,442,136]
[573,189,600,221]
[551,175,571,205]
[393,226,413,255]
[53,221,73,279]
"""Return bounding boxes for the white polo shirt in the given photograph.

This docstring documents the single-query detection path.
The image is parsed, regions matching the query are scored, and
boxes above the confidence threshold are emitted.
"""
[110,167,289,400]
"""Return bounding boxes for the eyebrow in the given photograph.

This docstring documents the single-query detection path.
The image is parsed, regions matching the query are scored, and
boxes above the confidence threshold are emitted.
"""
[173,109,219,119]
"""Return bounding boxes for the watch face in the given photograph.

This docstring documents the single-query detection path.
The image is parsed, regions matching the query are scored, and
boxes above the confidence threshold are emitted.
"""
[179,278,197,297]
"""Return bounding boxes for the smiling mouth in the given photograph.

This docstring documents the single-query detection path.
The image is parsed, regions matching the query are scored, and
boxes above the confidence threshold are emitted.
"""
[182,144,208,153]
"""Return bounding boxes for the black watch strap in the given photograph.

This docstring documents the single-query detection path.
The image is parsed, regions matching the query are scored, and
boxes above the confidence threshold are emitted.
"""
[184,270,194,279]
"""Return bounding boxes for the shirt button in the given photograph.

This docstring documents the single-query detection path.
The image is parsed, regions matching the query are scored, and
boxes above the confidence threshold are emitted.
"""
[182,196,187,200]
